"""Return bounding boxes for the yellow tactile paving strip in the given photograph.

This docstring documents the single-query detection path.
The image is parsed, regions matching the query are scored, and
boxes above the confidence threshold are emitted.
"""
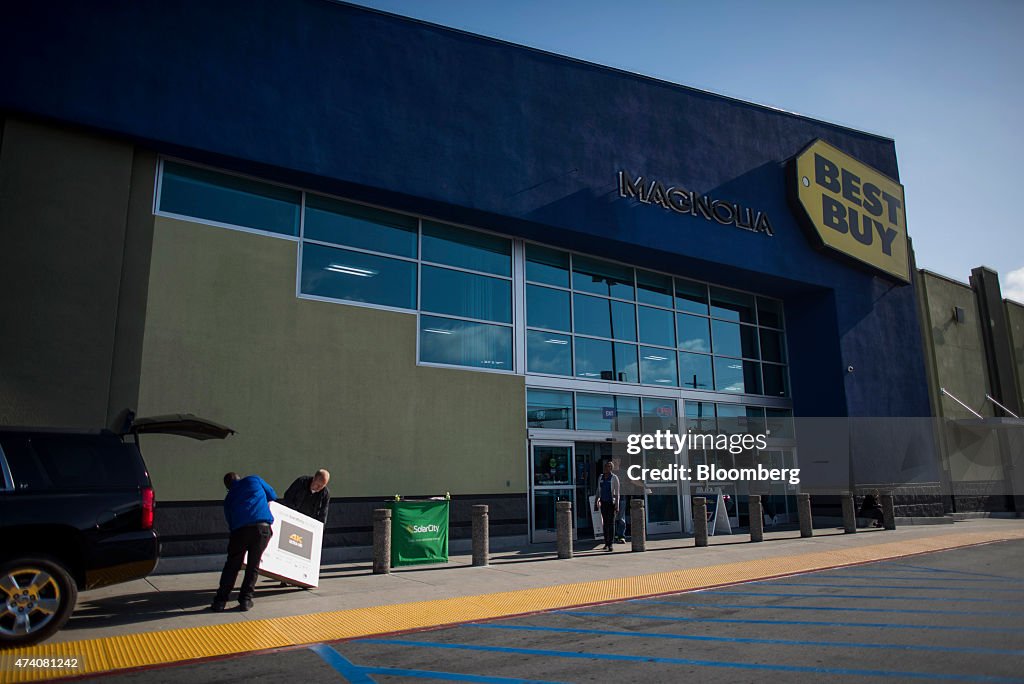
[3,529,1023,682]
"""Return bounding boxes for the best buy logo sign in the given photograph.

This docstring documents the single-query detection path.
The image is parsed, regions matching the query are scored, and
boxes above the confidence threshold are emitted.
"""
[792,139,909,282]
[407,524,440,534]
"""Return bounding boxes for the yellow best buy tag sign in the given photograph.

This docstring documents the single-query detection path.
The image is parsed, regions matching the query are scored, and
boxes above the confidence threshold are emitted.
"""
[792,139,909,282]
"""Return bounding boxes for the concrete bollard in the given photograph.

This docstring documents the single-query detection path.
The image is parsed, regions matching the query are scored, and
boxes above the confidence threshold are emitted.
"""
[881,493,897,530]
[373,508,391,574]
[842,494,857,534]
[693,497,708,547]
[630,498,646,552]
[749,494,764,543]
[798,493,813,538]
[556,500,573,559]
[472,504,489,566]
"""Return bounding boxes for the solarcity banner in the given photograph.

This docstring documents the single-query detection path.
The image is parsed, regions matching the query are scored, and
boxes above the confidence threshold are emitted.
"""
[790,139,910,282]
[389,499,449,567]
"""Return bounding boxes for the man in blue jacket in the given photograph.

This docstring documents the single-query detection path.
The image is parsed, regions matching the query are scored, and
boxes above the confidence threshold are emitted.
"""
[211,472,276,612]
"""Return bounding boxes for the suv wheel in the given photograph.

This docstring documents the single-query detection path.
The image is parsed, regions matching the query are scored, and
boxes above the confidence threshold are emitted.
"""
[0,558,78,647]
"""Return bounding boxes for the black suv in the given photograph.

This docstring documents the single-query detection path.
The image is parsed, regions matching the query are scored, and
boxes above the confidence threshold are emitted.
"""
[0,413,233,647]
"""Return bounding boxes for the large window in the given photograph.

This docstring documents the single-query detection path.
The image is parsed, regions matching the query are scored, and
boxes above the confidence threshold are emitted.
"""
[156,160,792,394]
[523,245,790,397]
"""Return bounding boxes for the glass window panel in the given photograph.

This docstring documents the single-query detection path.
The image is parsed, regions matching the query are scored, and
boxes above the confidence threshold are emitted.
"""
[637,270,673,308]
[685,401,716,433]
[640,346,677,386]
[572,255,634,299]
[421,266,511,323]
[576,392,616,430]
[304,194,417,257]
[533,445,572,485]
[527,331,572,376]
[526,285,570,331]
[677,313,711,353]
[678,352,713,391]
[646,491,681,524]
[714,358,762,394]
[301,243,416,309]
[766,408,794,438]
[160,161,300,236]
[763,363,789,397]
[643,398,678,432]
[575,337,612,380]
[638,306,675,347]
[574,338,637,382]
[419,315,512,370]
[614,342,639,383]
[574,294,611,338]
[758,297,784,328]
[525,244,570,288]
[611,301,637,342]
[715,404,764,434]
[421,221,511,276]
[675,278,709,315]
[574,295,635,341]
[526,389,574,429]
[759,329,786,363]
[712,320,759,359]
[576,393,640,431]
[710,286,756,323]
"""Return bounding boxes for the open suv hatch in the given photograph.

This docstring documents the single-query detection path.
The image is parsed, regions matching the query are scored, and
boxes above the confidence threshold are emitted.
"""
[0,412,234,647]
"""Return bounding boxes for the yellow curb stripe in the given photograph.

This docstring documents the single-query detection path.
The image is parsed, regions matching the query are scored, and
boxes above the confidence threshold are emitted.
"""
[3,529,1022,681]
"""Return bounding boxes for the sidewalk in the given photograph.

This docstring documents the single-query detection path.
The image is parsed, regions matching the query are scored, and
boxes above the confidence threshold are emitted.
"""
[5,518,1024,681]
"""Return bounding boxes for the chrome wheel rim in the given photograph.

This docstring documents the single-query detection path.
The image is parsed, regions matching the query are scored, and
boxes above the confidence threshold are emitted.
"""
[0,567,62,637]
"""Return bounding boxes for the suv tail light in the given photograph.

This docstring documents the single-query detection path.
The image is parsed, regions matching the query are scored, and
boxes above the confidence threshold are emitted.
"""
[141,487,155,529]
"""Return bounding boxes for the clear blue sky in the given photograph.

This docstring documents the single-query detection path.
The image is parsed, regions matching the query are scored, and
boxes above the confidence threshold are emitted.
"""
[348,0,1024,300]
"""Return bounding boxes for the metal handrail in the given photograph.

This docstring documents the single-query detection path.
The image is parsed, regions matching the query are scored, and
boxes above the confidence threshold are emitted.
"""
[940,387,983,418]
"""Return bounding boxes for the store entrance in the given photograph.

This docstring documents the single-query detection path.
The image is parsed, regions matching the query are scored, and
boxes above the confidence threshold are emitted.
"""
[573,442,614,539]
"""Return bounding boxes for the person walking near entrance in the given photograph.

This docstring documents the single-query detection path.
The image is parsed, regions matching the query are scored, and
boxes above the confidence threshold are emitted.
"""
[594,459,620,551]
[211,472,276,612]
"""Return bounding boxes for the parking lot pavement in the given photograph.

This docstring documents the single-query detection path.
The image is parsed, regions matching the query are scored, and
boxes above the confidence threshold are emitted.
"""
[70,539,1024,683]
[3,520,1024,682]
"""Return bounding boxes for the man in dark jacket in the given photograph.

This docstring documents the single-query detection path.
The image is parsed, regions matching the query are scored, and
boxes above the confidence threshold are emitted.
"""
[211,472,276,612]
[282,469,331,524]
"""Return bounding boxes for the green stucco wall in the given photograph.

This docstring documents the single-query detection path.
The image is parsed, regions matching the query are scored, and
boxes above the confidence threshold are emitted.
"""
[918,271,1002,483]
[1006,299,1024,408]
[137,217,527,501]
[0,118,150,428]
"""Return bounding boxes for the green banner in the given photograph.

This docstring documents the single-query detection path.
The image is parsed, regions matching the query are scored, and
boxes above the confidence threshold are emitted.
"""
[388,500,449,567]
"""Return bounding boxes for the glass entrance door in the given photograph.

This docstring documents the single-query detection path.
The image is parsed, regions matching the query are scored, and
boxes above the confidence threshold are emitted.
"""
[530,441,575,542]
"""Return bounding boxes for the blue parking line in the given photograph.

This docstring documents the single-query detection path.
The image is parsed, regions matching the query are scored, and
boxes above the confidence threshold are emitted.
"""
[634,599,1014,616]
[804,575,1022,583]
[358,638,1023,682]
[311,644,564,683]
[309,644,375,683]
[562,610,1020,633]
[698,590,1021,603]
[466,623,1024,656]
[359,666,565,683]
[889,563,1021,580]
[761,582,1024,593]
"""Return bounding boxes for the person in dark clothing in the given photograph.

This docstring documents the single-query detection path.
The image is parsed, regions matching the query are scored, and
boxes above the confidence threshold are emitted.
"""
[593,460,620,552]
[859,492,884,527]
[211,472,276,612]
[281,469,331,524]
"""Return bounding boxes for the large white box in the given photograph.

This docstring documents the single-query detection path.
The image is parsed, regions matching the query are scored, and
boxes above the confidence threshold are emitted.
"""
[244,501,323,588]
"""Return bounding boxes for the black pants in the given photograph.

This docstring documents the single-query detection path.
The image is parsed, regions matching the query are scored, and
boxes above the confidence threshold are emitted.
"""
[215,522,272,603]
[600,502,616,547]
